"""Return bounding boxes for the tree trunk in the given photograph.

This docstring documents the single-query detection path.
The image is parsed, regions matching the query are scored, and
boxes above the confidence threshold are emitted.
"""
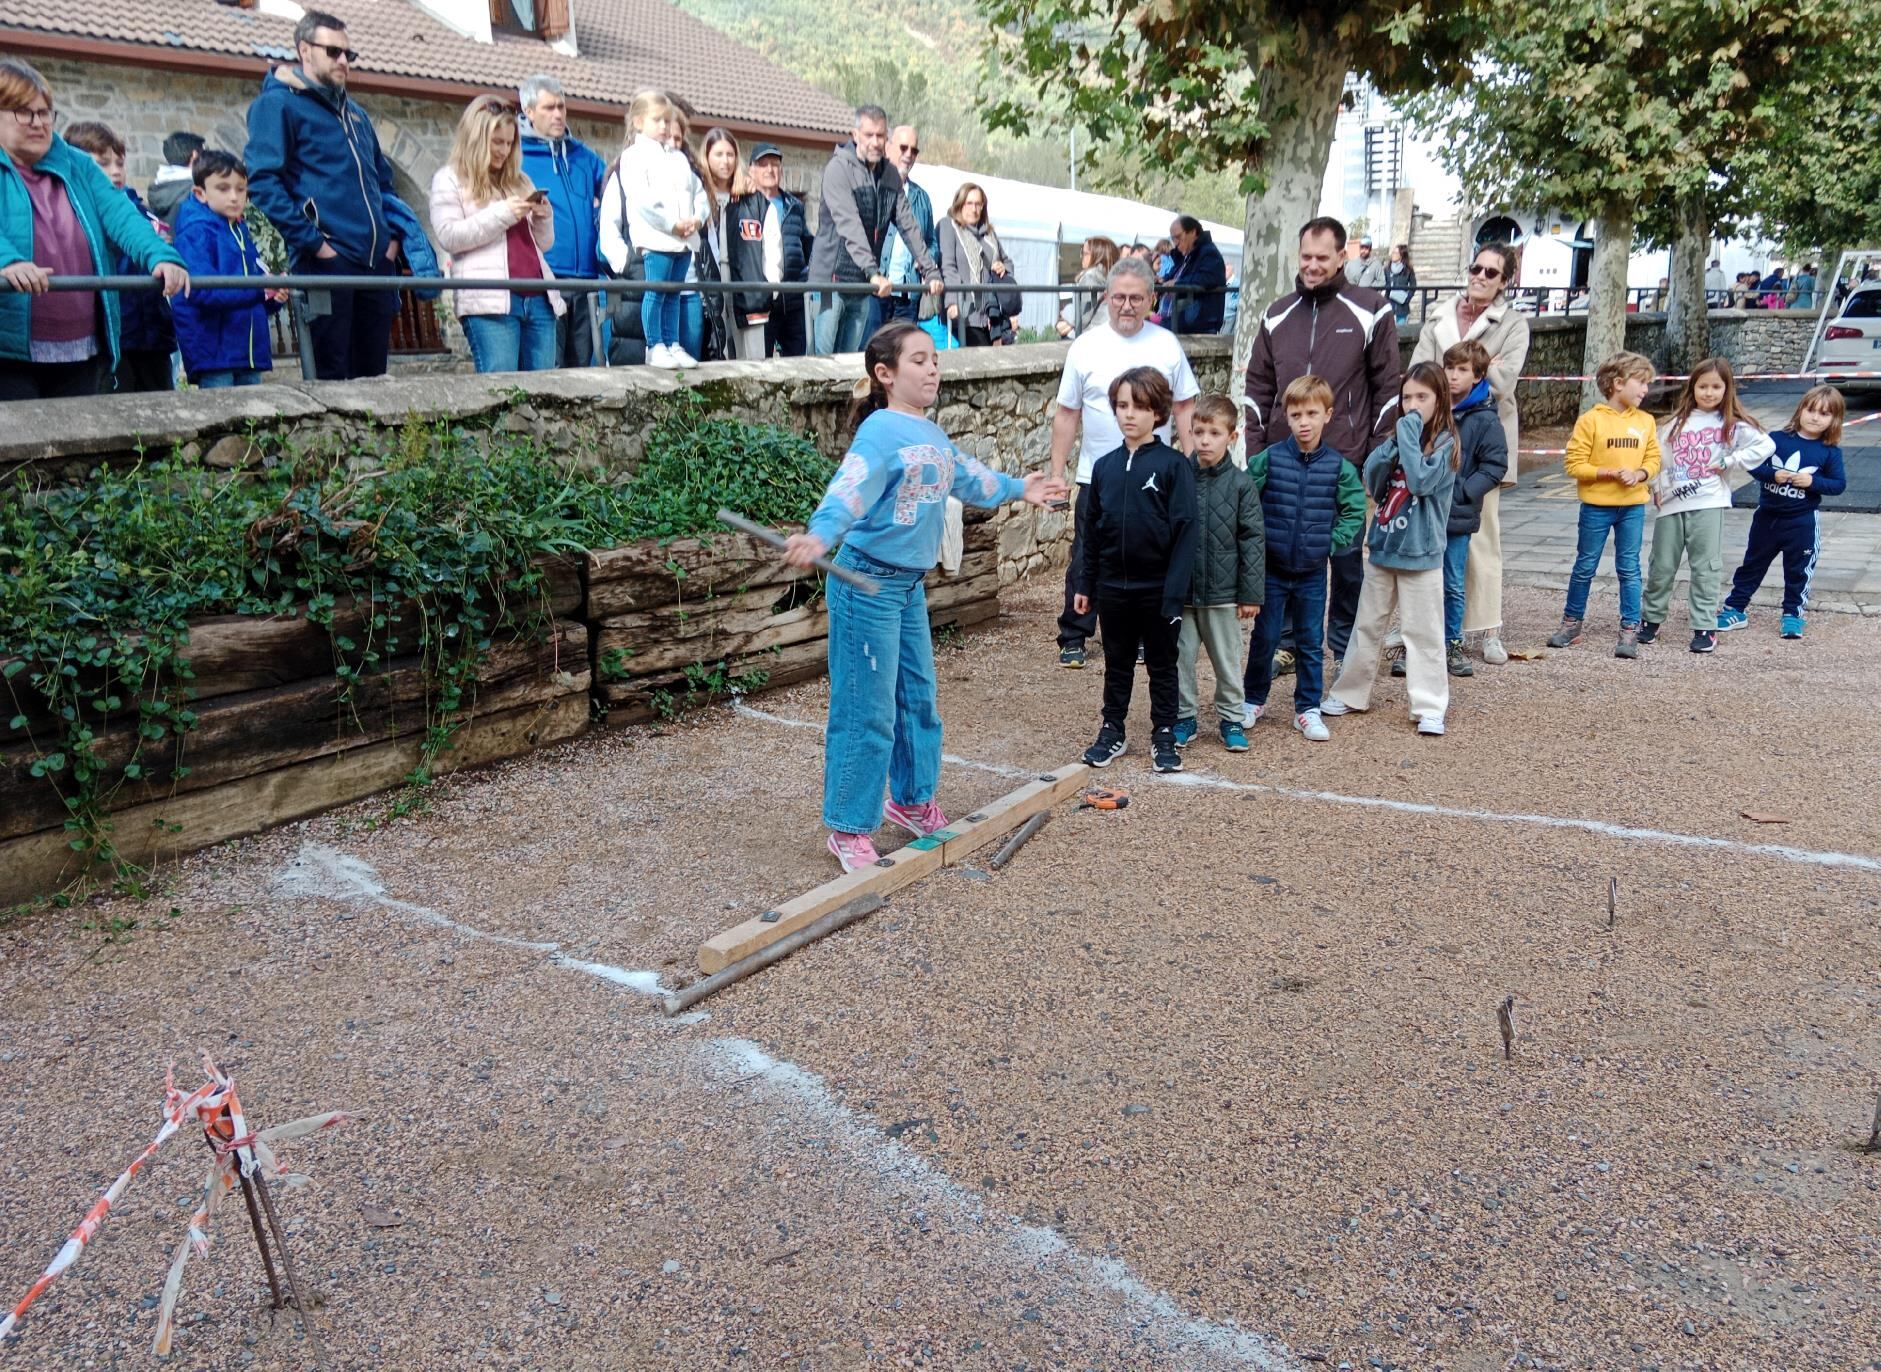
[1580,204,1637,412]
[1663,190,1711,375]
[1230,55,1352,446]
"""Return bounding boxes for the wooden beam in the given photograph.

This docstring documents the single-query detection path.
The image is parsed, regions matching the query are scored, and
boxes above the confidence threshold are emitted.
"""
[695,761,1088,974]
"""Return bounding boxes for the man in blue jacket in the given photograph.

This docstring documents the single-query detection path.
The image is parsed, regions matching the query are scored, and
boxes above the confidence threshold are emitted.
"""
[519,75,605,368]
[244,11,402,380]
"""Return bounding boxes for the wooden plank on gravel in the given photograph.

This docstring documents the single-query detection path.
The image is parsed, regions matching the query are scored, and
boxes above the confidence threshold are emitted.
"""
[695,760,1089,975]
[0,693,589,907]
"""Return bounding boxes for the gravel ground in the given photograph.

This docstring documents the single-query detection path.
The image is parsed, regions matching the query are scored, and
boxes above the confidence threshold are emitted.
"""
[0,578,1876,1371]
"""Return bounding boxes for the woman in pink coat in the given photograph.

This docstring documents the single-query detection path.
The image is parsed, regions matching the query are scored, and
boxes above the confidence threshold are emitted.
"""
[429,95,564,373]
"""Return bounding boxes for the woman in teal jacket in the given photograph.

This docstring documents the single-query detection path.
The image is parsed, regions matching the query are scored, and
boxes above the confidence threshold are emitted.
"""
[0,58,188,400]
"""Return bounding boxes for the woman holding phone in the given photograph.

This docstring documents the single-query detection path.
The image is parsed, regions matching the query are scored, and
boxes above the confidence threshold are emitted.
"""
[429,94,565,373]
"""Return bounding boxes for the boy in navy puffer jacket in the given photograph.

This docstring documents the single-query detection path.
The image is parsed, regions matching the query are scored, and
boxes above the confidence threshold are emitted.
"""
[171,152,278,387]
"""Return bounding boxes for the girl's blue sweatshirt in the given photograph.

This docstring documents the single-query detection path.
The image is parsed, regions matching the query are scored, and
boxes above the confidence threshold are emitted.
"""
[807,409,1025,570]
[1748,432,1846,516]
[1361,411,1457,572]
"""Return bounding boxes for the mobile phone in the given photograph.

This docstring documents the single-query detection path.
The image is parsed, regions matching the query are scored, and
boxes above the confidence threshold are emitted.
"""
[527,190,548,204]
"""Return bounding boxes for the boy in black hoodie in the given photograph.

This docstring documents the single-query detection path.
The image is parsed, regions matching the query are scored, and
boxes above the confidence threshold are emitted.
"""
[1076,367,1198,773]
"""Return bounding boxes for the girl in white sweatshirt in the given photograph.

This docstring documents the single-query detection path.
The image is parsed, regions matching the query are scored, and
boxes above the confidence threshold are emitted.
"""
[1639,357,1775,652]
[609,89,708,367]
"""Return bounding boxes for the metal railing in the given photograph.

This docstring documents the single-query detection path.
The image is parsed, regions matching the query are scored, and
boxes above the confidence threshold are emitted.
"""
[3,275,1218,380]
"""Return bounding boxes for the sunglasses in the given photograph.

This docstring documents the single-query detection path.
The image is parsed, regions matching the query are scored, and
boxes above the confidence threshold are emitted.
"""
[897,143,920,156]
[1468,263,1503,280]
[481,98,520,115]
[315,43,360,62]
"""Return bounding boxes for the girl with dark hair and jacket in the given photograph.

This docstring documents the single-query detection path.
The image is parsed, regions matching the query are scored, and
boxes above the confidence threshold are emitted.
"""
[783,320,1065,872]
[1322,362,1460,736]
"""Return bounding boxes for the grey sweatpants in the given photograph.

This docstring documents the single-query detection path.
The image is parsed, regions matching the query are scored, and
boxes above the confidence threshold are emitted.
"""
[1178,604,1248,723]
[1642,505,1725,630]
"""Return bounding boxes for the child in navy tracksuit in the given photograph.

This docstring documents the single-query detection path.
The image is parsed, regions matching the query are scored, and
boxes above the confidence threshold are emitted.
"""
[1076,366,1198,775]
[170,151,278,388]
[1718,385,1847,639]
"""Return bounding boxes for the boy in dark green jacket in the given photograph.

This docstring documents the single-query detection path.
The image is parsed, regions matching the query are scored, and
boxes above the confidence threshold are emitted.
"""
[1175,394,1266,752]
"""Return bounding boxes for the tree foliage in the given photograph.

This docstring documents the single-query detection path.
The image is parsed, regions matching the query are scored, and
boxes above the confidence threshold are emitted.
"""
[1732,41,1881,252]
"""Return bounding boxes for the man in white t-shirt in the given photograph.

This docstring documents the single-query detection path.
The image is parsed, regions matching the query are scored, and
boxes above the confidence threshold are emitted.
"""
[1050,256,1199,666]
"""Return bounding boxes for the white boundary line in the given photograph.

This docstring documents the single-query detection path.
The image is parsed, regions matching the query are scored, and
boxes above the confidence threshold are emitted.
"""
[738,701,1881,874]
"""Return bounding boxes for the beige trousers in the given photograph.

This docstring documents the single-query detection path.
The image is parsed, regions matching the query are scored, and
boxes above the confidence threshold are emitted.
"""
[1464,488,1504,635]
[1330,565,1449,722]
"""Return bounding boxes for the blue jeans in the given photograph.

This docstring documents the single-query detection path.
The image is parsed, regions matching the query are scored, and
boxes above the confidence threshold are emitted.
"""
[462,295,558,373]
[678,292,703,361]
[196,369,262,388]
[815,289,873,355]
[640,250,688,348]
[1243,563,1327,713]
[1442,532,1472,643]
[822,546,941,835]
[1564,502,1645,626]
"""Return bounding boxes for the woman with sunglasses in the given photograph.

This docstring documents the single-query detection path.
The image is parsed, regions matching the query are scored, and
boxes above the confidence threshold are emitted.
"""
[1409,241,1528,666]
[429,94,564,373]
[0,58,188,400]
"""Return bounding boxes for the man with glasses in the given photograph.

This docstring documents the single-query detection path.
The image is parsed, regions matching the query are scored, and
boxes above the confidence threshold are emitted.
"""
[807,104,942,355]
[1244,216,1401,673]
[245,10,402,380]
[1049,256,1199,667]
[870,125,933,332]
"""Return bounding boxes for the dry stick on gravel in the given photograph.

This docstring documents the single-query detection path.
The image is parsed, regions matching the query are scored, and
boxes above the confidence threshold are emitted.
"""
[1868,1091,1881,1153]
[662,895,887,1016]
[1608,875,1618,929]
[1498,995,1517,1061]
[986,812,1050,871]
[251,1170,333,1370]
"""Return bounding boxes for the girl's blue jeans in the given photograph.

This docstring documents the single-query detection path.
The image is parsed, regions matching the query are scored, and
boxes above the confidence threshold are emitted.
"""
[1564,501,1645,626]
[822,546,941,835]
[462,295,557,373]
[641,250,688,347]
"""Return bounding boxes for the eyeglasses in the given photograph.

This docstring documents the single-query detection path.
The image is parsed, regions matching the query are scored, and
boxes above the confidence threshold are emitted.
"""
[316,43,360,62]
[9,107,54,128]
[1468,263,1503,280]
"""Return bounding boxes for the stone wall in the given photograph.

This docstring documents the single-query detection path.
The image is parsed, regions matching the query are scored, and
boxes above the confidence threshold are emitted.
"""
[1,338,1233,587]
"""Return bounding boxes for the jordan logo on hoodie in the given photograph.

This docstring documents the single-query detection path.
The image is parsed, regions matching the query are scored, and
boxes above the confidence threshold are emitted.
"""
[1143,472,1160,493]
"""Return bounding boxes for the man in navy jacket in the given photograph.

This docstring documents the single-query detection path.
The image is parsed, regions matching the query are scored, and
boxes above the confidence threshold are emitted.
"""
[519,75,606,368]
[244,10,401,380]
[1160,216,1227,335]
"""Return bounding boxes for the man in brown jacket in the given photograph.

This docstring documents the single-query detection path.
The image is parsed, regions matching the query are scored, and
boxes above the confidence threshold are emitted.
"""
[1243,215,1402,667]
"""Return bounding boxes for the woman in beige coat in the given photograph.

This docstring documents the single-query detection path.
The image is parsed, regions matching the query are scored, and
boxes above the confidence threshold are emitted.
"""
[1411,241,1528,664]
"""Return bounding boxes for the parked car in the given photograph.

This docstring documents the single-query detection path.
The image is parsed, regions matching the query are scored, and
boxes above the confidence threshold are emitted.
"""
[1817,282,1881,385]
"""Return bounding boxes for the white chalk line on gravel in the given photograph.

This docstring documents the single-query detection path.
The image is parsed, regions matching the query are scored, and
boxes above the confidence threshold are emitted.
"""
[270,841,1291,1365]
[712,1038,1296,1370]
[738,701,1881,874]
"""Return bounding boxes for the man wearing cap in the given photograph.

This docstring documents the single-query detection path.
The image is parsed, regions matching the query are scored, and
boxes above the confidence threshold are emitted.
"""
[728,143,814,357]
[1344,234,1386,289]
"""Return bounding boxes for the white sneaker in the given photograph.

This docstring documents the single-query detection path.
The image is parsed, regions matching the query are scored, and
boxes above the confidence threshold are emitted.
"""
[646,343,674,368]
[1416,714,1446,736]
[1294,709,1330,742]
[1242,702,1263,728]
[1316,698,1351,717]
[1481,633,1509,666]
[668,346,700,368]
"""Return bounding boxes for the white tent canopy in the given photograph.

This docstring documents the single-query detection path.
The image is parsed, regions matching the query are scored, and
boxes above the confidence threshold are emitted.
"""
[907,162,1243,331]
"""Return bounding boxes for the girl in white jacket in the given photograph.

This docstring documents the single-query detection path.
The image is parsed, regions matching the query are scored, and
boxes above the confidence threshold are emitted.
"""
[1638,357,1775,653]
[429,95,563,374]
[608,89,708,368]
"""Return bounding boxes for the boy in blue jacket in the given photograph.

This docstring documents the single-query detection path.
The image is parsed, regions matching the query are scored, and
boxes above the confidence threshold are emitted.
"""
[1718,385,1848,639]
[1075,366,1199,774]
[171,151,280,388]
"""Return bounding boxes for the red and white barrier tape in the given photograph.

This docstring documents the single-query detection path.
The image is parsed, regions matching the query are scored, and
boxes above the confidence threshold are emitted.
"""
[1521,410,1873,456]
[0,1056,345,1355]
[1519,369,1881,383]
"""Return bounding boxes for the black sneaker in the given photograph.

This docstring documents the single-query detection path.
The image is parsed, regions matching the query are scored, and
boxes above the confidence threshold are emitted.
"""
[1059,644,1086,669]
[1689,629,1717,654]
[1390,649,1406,678]
[1082,723,1126,768]
[1636,621,1661,645]
[1150,727,1183,773]
[1446,640,1475,677]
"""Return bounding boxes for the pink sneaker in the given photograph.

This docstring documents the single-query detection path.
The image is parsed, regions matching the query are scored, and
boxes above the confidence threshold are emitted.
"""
[883,799,948,837]
[827,831,882,872]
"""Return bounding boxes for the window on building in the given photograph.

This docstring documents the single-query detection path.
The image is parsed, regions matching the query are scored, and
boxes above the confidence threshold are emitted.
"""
[490,0,570,40]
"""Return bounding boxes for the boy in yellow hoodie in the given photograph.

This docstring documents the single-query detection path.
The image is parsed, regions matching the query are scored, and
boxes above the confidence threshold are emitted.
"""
[1548,351,1662,658]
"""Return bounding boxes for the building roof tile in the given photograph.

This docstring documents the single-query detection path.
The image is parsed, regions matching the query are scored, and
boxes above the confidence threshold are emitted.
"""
[0,0,855,137]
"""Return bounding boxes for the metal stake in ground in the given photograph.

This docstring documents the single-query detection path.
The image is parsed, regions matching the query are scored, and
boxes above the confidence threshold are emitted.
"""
[250,1167,333,1371]
[1498,996,1517,1060]
[218,1138,285,1313]
[716,508,880,594]
[987,812,1050,871]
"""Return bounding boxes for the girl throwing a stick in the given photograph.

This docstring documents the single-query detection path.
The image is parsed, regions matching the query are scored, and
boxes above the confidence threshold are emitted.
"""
[785,320,1067,871]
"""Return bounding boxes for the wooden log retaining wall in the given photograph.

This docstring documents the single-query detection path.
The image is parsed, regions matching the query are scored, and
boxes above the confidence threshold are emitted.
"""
[0,527,1003,904]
